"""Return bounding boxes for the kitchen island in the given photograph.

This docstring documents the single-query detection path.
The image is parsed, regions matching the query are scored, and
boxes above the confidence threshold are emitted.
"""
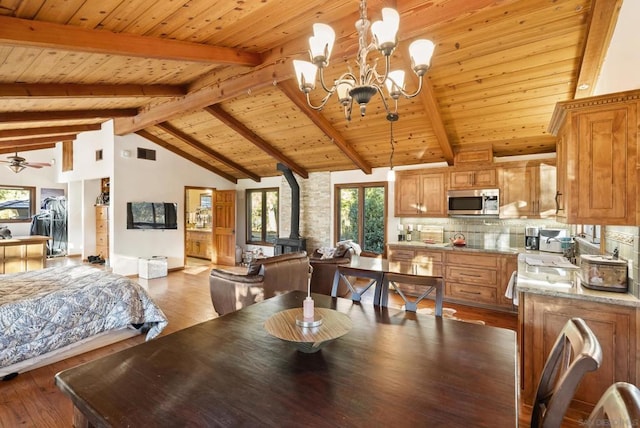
[516,253,640,424]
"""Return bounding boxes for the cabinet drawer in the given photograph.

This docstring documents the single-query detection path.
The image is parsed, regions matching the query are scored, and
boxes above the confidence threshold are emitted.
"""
[414,250,443,263]
[445,252,498,268]
[388,248,415,261]
[446,282,497,304]
[96,220,108,233]
[96,233,108,247]
[96,206,109,220]
[446,265,497,286]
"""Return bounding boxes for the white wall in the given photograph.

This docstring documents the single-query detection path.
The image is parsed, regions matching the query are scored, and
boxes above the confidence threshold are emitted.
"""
[110,133,235,275]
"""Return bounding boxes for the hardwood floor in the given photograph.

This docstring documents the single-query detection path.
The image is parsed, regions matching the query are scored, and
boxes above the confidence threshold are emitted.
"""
[0,257,518,427]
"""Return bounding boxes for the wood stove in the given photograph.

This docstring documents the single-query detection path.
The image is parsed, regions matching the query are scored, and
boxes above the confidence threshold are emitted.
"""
[274,164,306,255]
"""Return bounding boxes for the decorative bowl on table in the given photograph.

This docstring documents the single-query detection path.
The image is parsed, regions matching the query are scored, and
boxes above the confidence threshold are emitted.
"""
[264,307,352,353]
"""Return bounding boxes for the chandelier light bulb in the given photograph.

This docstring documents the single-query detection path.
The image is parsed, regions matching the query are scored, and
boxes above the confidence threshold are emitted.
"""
[336,79,355,105]
[293,60,318,93]
[371,8,399,55]
[309,23,335,67]
[385,70,406,99]
[409,39,435,76]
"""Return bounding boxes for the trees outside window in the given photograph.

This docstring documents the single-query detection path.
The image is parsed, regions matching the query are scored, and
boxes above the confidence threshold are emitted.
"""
[0,185,36,222]
[335,182,387,256]
[246,188,278,245]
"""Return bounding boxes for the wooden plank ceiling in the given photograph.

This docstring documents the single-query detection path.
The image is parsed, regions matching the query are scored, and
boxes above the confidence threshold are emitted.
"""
[0,0,622,182]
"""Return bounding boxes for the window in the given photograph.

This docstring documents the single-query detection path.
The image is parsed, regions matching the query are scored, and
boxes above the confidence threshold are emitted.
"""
[0,185,36,222]
[246,188,278,245]
[335,182,387,256]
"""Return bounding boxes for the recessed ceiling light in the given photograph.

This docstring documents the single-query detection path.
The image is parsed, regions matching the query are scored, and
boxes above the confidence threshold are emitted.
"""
[578,83,590,90]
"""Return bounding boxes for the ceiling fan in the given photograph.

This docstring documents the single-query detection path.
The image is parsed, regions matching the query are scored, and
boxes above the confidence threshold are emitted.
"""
[1,153,52,173]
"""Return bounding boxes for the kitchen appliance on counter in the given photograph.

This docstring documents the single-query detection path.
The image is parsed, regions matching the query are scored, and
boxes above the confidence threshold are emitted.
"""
[579,255,628,292]
[447,188,499,217]
[538,229,569,253]
[525,226,540,250]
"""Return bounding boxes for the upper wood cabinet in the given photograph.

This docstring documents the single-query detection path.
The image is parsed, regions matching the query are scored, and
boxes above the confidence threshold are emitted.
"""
[498,161,556,219]
[549,89,639,225]
[395,170,447,217]
[449,168,496,189]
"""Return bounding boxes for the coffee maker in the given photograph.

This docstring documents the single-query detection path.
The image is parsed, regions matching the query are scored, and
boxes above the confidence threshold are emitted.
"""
[525,226,540,250]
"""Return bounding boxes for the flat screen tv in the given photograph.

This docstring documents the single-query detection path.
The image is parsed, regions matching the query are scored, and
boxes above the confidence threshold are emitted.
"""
[127,202,178,230]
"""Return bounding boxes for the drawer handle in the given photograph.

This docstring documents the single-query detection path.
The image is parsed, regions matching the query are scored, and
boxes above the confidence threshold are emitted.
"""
[460,273,482,278]
[459,290,482,295]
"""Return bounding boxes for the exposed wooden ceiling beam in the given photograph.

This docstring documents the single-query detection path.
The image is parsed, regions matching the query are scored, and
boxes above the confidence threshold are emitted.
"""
[401,54,455,166]
[0,83,186,98]
[155,122,260,182]
[203,105,308,179]
[574,0,623,99]
[115,61,292,135]
[135,130,237,184]
[278,80,372,175]
[0,143,55,155]
[0,134,75,147]
[0,16,262,66]
[0,109,137,123]
[0,124,102,140]
[113,0,516,136]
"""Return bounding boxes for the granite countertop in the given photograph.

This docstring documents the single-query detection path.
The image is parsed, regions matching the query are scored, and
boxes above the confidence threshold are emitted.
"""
[186,228,212,233]
[516,253,640,308]
[388,240,521,255]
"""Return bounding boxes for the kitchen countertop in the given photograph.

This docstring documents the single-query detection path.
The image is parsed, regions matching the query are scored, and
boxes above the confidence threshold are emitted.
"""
[388,240,521,255]
[186,228,212,233]
[516,253,640,308]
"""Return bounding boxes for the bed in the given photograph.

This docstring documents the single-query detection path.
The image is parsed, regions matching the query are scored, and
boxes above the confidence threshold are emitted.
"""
[0,265,168,378]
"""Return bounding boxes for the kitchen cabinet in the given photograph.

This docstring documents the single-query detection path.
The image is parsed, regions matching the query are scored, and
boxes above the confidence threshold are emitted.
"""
[395,170,447,217]
[498,161,556,218]
[449,168,496,189]
[444,251,515,311]
[548,89,639,225]
[186,230,212,259]
[387,244,516,312]
[519,292,638,423]
[95,205,109,259]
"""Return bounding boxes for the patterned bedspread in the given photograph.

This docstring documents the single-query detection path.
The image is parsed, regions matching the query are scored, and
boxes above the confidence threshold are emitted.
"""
[0,265,168,369]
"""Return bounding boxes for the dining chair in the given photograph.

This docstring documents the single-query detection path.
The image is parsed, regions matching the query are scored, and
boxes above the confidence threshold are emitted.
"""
[531,317,603,428]
[584,382,640,428]
[380,273,444,315]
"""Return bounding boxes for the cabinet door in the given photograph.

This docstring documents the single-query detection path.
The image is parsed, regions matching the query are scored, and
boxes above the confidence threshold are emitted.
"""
[500,166,536,218]
[395,174,421,216]
[420,173,446,216]
[575,108,634,222]
[473,169,497,187]
[536,163,557,217]
[449,171,474,189]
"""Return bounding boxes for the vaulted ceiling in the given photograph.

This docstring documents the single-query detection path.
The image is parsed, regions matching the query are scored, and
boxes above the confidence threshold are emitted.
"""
[0,0,622,183]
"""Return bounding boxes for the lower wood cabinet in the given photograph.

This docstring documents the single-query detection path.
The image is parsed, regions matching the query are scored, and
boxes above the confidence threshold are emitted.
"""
[519,292,638,422]
[387,245,516,312]
[186,230,212,260]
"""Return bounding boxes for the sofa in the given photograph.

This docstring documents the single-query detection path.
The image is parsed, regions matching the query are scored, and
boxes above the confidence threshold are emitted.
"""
[209,251,310,316]
[309,245,355,297]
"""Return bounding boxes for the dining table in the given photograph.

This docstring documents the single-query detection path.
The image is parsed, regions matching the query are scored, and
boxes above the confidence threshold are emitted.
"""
[55,290,518,427]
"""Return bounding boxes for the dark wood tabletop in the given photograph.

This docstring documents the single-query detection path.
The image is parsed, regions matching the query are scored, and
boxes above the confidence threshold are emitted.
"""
[55,291,517,427]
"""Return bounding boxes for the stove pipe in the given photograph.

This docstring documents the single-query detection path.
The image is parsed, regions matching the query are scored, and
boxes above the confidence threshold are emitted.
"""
[276,163,300,239]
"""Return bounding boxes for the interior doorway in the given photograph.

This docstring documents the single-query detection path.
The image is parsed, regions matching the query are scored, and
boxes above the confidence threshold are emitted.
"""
[184,187,214,268]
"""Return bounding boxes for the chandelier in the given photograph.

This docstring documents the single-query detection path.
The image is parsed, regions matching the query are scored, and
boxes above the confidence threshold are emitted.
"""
[293,0,435,121]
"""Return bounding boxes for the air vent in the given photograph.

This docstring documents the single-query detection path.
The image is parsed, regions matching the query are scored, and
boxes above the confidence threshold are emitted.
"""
[95,149,103,161]
[137,147,156,161]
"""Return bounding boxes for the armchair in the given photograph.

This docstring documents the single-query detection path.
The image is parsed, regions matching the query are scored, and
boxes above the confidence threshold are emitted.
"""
[309,245,355,297]
[209,251,310,316]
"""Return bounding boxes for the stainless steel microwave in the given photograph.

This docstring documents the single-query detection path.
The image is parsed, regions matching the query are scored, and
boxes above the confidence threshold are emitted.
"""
[447,189,500,217]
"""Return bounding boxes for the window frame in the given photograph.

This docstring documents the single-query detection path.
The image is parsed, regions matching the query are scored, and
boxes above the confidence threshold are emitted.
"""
[245,188,279,246]
[334,181,388,257]
[0,185,36,223]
